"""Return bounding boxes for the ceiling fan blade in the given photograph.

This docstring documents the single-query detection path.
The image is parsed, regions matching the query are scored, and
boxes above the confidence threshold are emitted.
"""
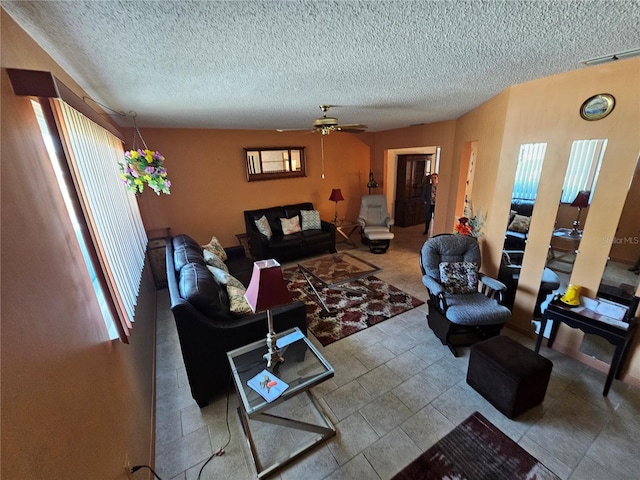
[335,123,368,133]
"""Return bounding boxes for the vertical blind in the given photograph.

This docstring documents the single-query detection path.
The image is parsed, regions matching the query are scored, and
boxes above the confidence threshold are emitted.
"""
[560,139,607,203]
[512,143,547,200]
[52,99,147,340]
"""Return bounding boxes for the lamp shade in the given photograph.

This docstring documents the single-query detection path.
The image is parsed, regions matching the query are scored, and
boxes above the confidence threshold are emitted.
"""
[244,259,292,313]
[570,190,591,208]
[329,188,344,202]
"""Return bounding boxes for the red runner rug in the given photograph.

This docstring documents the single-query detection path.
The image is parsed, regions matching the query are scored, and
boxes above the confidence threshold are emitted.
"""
[392,411,560,480]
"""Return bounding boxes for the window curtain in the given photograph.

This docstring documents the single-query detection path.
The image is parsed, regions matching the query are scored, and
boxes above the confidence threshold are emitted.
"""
[52,99,147,340]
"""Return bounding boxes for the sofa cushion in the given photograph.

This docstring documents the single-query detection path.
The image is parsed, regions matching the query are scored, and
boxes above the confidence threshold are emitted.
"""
[174,244,206,271]
[508,214,531,233]
[301,229,332,242]
[173,234,201,251]
[284,202,315,218]
[255,215,273,240]
[202,235,227,261]
[207,266,244,289]
[439,261,479,294]
[203,249,229,272]
[300,210,322,231]
[179,263,232,320]
[227,285,254,317]
[270,233,303,250]
[280,216,302,235]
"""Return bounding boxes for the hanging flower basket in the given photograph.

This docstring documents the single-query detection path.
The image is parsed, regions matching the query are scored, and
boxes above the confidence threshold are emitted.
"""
[120,149,171,195]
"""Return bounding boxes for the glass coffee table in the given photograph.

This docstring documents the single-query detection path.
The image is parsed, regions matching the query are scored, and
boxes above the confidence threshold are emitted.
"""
[227,327,335,479]
[297,252,381,313]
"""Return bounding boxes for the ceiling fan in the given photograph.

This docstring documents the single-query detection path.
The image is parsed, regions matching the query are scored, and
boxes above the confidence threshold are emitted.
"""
[278,105,368,136]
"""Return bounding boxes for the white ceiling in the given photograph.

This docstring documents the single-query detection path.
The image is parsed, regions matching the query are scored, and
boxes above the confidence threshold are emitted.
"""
[4,1,640,132]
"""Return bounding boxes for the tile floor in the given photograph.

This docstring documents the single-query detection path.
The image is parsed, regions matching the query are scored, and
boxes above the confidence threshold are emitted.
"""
[154,225,640,480]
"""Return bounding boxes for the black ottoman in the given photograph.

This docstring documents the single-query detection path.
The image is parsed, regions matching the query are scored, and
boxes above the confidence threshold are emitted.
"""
[466,335,552,419]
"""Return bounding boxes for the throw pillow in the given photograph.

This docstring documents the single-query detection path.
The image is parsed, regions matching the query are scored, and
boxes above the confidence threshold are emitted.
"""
[508,214,531,233]
[202,235,227,261]
[255,215,272,239]
[439,261,479,294]
[206,266,244,289]
[227,285,254,317]
[300,210,322,230]
[203,249,229,272]
[280,216,301,235]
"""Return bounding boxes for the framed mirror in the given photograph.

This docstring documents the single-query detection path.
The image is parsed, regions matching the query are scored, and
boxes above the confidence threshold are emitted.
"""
[546,139,607,275]
[245,147,306,181]
[499,142,547,313]
[580,156,639,364]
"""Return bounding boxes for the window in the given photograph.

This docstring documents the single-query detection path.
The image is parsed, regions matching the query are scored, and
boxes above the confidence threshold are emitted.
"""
[560,139,607,203]
[512,143,547,201]
[31,98,147,342]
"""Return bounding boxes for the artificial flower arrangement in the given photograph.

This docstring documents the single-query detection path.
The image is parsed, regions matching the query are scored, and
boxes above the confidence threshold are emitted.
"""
[120,149,171,195]
[454,204,486,238]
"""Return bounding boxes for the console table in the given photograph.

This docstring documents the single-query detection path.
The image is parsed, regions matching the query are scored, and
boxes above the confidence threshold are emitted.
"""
[535,299,637,396]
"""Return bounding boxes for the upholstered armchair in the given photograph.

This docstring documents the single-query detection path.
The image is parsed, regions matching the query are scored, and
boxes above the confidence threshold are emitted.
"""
[357,194,395,253]
[420,234,511,356]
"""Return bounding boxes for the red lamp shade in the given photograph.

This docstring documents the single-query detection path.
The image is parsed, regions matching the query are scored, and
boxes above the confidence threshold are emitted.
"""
[570,190,591,208]
[244,259,292,313]
[329,188,344,202]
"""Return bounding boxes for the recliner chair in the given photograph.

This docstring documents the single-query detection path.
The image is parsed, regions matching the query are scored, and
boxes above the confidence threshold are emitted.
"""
[420,234,511,356]
[357,194,395,253]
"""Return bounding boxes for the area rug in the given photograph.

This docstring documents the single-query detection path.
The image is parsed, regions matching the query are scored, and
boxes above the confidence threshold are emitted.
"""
[283,266,423,346]
[392,412,560,480]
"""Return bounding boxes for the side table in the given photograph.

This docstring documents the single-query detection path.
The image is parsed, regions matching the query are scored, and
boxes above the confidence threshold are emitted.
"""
[146,228,171,289]
[535,299,637,396]
[334,220,360,247]
[227,327,335,479]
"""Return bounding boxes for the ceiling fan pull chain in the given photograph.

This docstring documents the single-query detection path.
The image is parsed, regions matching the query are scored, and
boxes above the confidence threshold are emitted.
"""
[321,135,325,180]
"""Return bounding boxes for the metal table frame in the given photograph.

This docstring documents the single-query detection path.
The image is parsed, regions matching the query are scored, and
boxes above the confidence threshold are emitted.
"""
[227,328,335,479]
[297,252,381,313]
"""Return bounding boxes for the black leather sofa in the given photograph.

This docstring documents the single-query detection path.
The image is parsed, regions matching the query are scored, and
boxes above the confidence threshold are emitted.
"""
[504,199,535,250]
[166,234,307,407]
[244,202,336,261]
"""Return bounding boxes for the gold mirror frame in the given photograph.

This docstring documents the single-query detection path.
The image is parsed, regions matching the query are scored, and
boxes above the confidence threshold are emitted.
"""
[580,93,615,121]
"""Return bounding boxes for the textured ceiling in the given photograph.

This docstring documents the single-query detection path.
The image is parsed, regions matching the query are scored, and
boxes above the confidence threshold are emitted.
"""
[4,1,640,132]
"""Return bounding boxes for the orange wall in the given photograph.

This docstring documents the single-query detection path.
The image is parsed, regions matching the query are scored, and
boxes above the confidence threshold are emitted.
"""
[371,121,457,235]
[469,59,640,382]
[135,128,373,246]
[1,11,156,480]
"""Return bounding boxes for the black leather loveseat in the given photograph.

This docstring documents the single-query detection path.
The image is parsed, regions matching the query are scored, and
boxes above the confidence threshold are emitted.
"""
[244,202,336,262]
[166,234,307,407]
[504,199,535,250]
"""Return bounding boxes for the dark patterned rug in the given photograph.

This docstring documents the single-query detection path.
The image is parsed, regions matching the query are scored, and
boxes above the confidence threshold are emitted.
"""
[392,412,560,480]
[284,265,423,346]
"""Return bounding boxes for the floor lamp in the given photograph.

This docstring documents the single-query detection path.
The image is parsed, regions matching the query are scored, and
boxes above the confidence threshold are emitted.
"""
[244,259,292,370]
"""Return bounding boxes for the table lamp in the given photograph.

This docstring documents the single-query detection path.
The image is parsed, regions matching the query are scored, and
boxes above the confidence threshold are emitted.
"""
[244,259,293,369]
[570,190,590,236]
[329,188,344,224]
